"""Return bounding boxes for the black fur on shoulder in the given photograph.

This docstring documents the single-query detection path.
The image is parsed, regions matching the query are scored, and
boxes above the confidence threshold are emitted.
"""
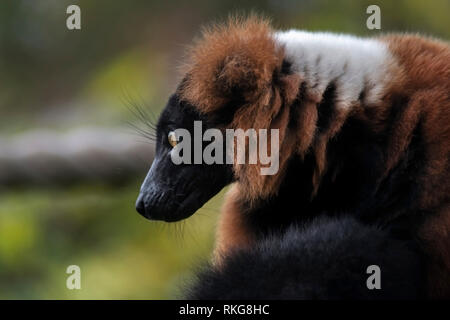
[186,216,425,300]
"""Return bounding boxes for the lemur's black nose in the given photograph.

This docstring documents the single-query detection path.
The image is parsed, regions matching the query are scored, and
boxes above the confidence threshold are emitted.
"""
[135,194,146,216]
[135,192,168,221]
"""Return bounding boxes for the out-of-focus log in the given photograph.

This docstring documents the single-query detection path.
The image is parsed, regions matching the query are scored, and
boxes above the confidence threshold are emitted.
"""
[0,128,154,186]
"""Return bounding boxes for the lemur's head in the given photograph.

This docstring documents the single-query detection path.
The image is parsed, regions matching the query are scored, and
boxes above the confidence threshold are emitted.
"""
[135,94,234,222]
[136,16,301,222]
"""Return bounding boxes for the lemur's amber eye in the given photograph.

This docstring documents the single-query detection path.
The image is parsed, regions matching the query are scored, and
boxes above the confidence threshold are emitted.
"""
[168,131,178,147]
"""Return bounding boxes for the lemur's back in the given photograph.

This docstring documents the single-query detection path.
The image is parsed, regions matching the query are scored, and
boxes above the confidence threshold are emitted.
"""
[274,32,450,297]
[274,31,450,212]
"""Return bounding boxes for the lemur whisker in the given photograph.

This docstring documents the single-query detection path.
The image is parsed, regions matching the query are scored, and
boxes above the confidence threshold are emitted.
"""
[121,90,158,143]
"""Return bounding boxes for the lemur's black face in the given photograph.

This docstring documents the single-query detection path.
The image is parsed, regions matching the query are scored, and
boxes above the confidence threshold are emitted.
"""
[135,94,234,222]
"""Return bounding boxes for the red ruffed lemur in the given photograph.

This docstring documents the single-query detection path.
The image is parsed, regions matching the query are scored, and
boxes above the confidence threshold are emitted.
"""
[135,16,450,299]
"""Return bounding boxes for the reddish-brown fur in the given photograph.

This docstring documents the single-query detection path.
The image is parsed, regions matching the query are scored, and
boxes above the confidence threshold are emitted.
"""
[383,35,450,298]
[214,184,254,264]
[180,16,301,201]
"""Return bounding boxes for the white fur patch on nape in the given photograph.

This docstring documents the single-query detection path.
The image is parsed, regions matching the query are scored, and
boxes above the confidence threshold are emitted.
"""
[275,30,395,108]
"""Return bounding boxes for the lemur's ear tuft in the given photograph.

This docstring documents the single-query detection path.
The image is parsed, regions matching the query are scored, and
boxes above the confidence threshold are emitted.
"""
[179,15,284,113]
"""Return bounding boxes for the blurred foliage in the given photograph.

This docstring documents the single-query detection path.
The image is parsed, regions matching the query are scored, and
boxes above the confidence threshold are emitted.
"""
[0,0,449,299]
[0,181,224,299]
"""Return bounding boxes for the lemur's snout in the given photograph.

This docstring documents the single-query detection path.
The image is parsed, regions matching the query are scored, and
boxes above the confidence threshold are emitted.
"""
[135,178,171,221]
[135,189,171,221]
[135,160,172,221]
[135,193,146,216]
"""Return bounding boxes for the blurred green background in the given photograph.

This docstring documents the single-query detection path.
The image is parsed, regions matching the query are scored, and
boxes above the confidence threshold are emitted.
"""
[0,0,449,299]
